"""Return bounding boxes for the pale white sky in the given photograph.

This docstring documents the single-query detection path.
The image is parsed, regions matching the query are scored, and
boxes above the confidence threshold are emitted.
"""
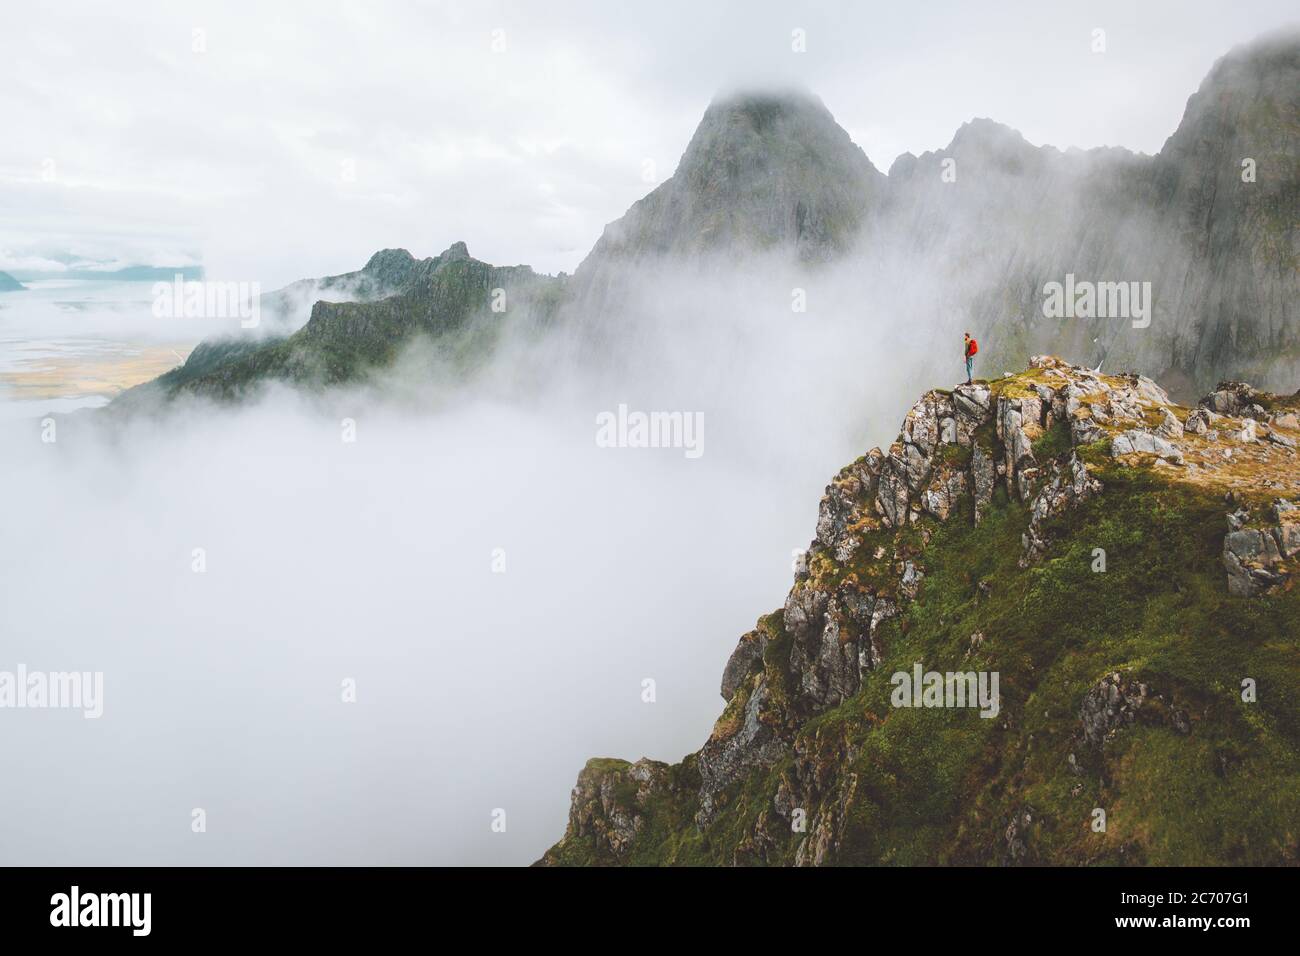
[1,0,1295,285]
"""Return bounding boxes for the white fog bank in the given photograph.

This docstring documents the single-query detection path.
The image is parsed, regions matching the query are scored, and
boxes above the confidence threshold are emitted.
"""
[1,250,950,864]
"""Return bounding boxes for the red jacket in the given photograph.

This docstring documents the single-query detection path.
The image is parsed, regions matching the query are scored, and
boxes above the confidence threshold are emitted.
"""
[965,338,978,357]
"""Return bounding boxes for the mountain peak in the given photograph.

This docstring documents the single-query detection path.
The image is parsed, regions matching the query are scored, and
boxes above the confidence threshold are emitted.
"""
[363,247,414,269]
[438,240,471,262]
[948,117,1028,149]
[1199,23,1299,89]
[943,117,1046,169]
[361,248,418,289]
[575,88,883,270]
[683,87,873,175]
[700,87,832,126]
[1160,25,1299,159]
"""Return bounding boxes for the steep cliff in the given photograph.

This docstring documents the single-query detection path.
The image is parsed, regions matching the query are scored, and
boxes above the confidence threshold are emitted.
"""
[881,29,1299,394]
[540,356,1300,866]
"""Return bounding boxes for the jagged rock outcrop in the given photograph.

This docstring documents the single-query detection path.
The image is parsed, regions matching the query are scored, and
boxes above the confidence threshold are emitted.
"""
[1222,498,1299,595]
[549,758,672,861]
[720,629,767,703]
[814,450,882,562]
[1202,382,1268,420]
[1078,672,1191,753]
[696,673,788,827]
[1021,452,1102,565]
[541,356,1300,867]
[1004,808,1037,864]
[1080,673,1153,747]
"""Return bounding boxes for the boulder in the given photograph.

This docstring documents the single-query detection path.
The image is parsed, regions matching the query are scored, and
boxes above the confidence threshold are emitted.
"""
[921,470,967,521]
[1184,407,1213,434]
[939,417,957,445]
[1275,524,1300,559]
[899,560,924,599]
[1272,411,1299,430]
[1201,382,1262,417]
[1156,407,1184,439]
[1080,673,1150,747]
[952,383,992,421]
[1110,429,1184,464]
[1223,528,1285,596]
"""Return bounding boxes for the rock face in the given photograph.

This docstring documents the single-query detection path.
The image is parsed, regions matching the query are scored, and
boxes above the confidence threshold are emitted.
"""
[1079,673,1153,747]
[696,674,788,827]
[880,30,1299,394]
[0,271,25,291]
[1078,672,1190,749]
[1222,508,1297,596]
[720,629,767,703]
[571,27,1300,394]
[1021,452,1101,565]
[574,29,1297,398]
[541,356,1300,867]
[554,758,672,861]
[1111,430,1184,463]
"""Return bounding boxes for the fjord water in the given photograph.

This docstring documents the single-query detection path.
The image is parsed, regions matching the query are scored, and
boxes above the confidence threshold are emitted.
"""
[0,279,198,420]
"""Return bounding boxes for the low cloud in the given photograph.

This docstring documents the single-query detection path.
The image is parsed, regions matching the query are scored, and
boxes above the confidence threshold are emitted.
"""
[1,248,946,863]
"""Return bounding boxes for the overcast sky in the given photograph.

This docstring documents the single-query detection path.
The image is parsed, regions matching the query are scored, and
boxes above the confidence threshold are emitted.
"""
[1,0,1295,285]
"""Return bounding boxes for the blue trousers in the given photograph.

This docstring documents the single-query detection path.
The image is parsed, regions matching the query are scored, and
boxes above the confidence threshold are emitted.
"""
[966,355,973,381]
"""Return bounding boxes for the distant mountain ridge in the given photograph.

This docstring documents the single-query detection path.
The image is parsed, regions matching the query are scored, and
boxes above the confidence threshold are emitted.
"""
[116,241,562,405]
[122,28,1298,402]
[8,265,202,282]
[0,271,24,291]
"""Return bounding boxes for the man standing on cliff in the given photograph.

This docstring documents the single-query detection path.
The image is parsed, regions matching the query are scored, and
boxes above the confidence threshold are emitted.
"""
[964,332,978,386]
